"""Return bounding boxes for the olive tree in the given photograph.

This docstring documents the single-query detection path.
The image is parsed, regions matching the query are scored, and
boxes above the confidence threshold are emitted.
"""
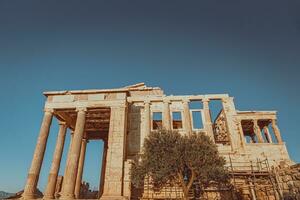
[130,129,229,200]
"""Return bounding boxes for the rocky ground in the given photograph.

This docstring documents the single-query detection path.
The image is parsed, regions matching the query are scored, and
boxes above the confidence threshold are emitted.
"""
[0,191,14,199]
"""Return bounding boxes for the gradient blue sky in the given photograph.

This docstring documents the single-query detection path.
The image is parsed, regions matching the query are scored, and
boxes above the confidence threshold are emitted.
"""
[0,0,300,193]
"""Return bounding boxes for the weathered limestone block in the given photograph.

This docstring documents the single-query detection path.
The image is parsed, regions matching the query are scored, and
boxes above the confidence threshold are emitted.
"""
[101,106,127,199]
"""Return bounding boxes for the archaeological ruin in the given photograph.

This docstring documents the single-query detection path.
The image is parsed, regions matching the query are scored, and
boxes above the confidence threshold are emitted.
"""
[20,83,299,200]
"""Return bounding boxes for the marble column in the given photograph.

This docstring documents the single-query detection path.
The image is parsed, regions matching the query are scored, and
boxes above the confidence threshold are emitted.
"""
[60,108,86,199]
[263,126,273,143]
[63,130,74,180]
[253,120,264,143]
[44,121,67,199]
[183,100,192,135]
[238,119,246,148]
[74,138,88,199]
[271,119,283,143]
[98,141,108,198]
[142,101,151,148]
[162,100,171,130]
[202,99,215,142]
[23,108,53,199]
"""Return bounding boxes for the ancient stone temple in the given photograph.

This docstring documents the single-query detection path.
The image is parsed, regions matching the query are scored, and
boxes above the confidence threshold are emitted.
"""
[21,83,294,200]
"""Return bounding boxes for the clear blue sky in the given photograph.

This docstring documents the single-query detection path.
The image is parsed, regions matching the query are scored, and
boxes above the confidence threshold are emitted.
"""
[0,0,299,193]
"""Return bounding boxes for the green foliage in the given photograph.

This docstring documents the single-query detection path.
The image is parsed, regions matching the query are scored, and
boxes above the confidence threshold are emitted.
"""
[130,129,229,199]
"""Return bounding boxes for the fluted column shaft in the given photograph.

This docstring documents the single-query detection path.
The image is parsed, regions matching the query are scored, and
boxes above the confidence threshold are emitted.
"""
[98,141,108,198]
[253,120,264,143]
[142,101,151,148]
[23,109,53,199]
[74,138,88,199]
[183,100,192,135]
[162,100,171,130]
[63,131,74,178]
[202,99,215,142]
[60,108,86,199]
[271,119,283,143]
[44,122,67,199]
[263,126,273,143]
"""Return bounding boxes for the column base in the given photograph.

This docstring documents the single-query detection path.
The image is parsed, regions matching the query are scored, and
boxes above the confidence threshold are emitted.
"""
[21,194,38,200]
[42,194,55,199]
[100,196,128,200]
[59,193,75,200]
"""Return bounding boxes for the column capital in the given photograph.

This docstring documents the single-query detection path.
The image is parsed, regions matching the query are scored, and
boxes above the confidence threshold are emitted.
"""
[252,119,260,128]
[44,108,54,113]
[221,98,227,103]
[182,99,190,103]
[221,97,234,103]
[111,105,127,109]
[82,138,89,143]
[163,99,171,104]
[252,119,259,127]
[144,100,151,104]
[76,107,87,112]
[202,98,210,103]
[58,121,67,125]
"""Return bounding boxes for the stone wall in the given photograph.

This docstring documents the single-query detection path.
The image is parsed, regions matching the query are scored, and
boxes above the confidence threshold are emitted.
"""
[275,163,300,199]
[130,163,300,200]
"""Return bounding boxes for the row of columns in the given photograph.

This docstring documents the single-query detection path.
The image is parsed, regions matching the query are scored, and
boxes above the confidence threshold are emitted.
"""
[142,97,284,147]
[23,108,88,199]
[252,119,283,144]
[143,99,215,140]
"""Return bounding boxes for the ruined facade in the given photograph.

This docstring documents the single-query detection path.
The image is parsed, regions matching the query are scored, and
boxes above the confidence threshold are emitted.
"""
[21,83,293,200]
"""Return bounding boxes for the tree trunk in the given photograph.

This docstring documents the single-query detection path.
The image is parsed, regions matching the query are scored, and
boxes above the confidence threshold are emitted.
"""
[178,169,195,200]
[182,187,189,200]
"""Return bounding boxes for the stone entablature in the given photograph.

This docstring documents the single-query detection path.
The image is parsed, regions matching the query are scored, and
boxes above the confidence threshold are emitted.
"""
[20,83,292,200]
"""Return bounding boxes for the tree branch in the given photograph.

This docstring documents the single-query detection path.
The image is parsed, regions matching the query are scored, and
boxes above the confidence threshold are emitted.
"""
[177,172,189,198]
[186,168,195,192]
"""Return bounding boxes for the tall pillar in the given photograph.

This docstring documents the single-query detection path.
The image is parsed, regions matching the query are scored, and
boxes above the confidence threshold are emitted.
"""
[263,126,273,143]
[183,100,192,135]
[162,100,171,130]
[98,141,108,198]
[44,121,67,199]
[74,138,88,199]
[101,106,127,199]
[142,101,151,148]
[271,119,283,143]
[63,130,74,180]
[60,107,86,199]
[60,130,74,196]
[237,119,246,148]
[253,120,264,143]
[202,99,215,142]
[23,108,53,199]
[221,97,240,150]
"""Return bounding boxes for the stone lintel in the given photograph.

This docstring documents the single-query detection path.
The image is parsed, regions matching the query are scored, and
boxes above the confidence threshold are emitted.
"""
[127,94,229,103]
[45,99,126,110]
[43,85,162,96]
[100,196,128,200]
[237,114,277,120]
